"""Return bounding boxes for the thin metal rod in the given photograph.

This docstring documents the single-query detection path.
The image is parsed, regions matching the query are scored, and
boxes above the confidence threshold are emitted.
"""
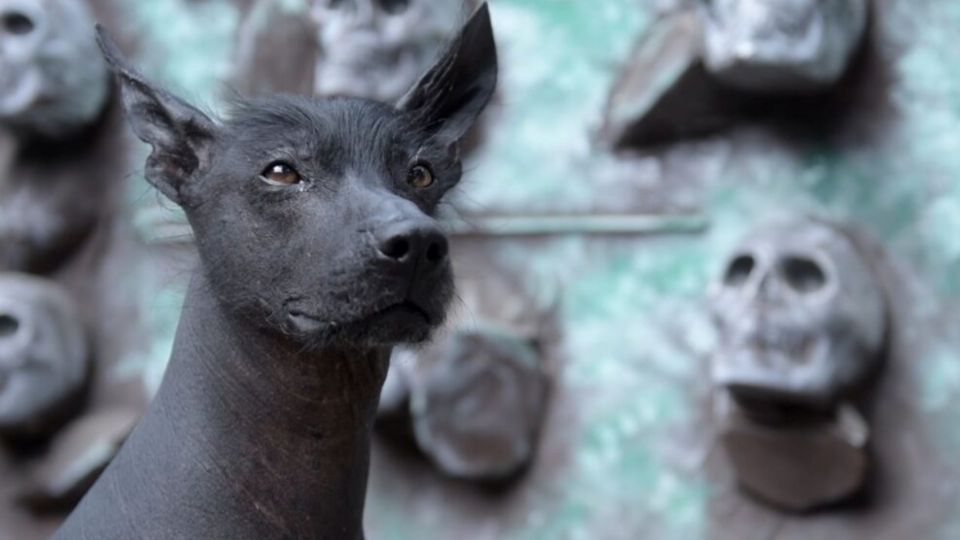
[142,214,709,244]
[444,214,709,237]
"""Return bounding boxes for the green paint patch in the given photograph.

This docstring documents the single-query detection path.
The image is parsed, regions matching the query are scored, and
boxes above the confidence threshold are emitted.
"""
[541,403,704,539]
[541,238,709,537]
[919,348,960,413]
[460,0,649,213]
[114,277,188,396]
[277,0,309,13]
[124,0,242,237]
[125,0,240,102]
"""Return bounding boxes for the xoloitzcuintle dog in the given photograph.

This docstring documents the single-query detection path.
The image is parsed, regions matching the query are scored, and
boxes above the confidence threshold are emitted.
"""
[53,4,496,539]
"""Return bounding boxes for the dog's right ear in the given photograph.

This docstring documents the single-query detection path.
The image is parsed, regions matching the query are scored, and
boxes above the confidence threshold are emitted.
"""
[96,26,216,207]
[397,3,497,148]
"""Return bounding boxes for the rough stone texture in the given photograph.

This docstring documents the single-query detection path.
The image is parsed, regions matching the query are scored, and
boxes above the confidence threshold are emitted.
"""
[0,274,88,437]
[602,10,734,149]
[717,395,870,512]
[409,326,549,481]
[310,0,480,103]
[49,0,960,538]
[0,1,148,537]
[701,0,868,92]
[604,0,871,149]
[20,408,140,512]
[709,219,887,410]
[0,0,109,137]
[0,0,113,274]
[234,0,479,103]
[232,0,317,96]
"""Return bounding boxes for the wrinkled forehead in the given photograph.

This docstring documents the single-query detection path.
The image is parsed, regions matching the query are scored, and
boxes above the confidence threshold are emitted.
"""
[224,97,412,158]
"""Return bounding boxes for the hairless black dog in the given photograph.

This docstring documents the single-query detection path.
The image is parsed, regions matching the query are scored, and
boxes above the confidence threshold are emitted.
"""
[53,5,496,539]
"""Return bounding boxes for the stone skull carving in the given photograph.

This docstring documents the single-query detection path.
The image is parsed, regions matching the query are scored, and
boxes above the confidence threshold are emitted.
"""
[709,220,886,411]
[700,0,868,92]
[0,274,87,436]
[311,0,479,102]
[409,327,549,480]
[0,0,108,137]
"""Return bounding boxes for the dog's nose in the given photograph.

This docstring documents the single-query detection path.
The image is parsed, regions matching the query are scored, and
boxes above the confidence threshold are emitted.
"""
[376,223,449,269]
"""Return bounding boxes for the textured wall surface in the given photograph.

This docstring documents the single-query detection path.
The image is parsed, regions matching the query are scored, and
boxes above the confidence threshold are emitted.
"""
[112,0,960,538]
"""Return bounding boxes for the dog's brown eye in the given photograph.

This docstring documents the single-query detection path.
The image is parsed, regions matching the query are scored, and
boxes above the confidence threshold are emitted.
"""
[407,164,434,189]
[261,162,302,186]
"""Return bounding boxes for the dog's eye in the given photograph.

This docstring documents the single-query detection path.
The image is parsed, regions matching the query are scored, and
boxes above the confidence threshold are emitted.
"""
[407,164,434,189]
[261,162,302,186]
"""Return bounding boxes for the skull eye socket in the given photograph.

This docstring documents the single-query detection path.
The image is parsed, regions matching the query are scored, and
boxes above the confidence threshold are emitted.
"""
[2,12,34,35]
[0,314,19,338]
[724,255,755,286]
[781,256,826,293]
[377,0,410,14]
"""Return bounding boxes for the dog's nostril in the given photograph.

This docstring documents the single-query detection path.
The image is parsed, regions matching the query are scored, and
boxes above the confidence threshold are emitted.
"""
[425,239,448,264]
[380,236,411,260]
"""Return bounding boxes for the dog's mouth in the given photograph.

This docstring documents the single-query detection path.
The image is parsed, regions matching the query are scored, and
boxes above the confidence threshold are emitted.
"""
[362,300,432,325]
[286,300,432,335]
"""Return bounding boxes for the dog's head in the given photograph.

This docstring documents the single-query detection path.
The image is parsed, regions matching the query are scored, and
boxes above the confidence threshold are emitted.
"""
[99,4,496,348]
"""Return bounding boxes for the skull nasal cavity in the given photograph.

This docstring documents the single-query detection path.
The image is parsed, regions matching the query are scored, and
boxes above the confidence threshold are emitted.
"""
[781,256,826,293]
[2,11,34,35]
[724,255,755,286]
[0,314,19,338]
[378,0,410,14]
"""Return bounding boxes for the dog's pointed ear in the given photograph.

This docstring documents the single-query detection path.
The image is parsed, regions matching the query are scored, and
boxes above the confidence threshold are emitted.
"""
[96,26,216,207]
[398,3,497,147]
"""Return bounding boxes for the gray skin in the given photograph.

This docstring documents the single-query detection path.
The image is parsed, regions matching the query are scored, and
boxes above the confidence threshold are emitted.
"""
[0,0,112,274]
[54,5,496,540]
[0,273,87,438]
[709,219,886,415]
[700,0,868,92]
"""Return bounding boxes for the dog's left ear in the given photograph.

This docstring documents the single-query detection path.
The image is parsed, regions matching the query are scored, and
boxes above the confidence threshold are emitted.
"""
[96,26,217,208]
[398,3,497,147]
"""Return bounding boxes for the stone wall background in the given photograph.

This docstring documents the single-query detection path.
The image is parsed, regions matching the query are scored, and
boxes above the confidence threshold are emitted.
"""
[107,0,960,538]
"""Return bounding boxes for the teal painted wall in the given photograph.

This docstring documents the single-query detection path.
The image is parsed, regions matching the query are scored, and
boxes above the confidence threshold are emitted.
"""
[117,0,960,537]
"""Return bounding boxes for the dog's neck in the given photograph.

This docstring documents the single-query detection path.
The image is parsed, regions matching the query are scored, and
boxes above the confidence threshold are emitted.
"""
[56,272,389,540]
[166,272,389,536]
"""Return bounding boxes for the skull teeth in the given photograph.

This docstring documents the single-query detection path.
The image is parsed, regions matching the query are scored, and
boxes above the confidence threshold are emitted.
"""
[741,328,814,363]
